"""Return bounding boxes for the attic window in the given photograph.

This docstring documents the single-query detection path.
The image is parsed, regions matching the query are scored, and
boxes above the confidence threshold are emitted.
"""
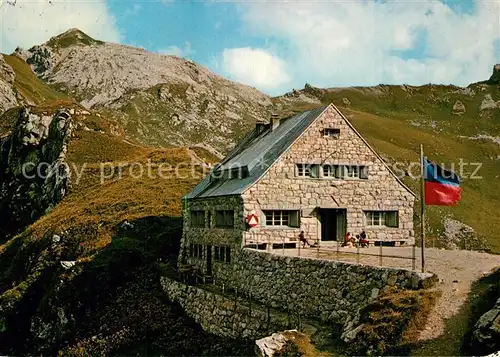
[322,165,342,178]
[323,128,340,138]
[296,164,320,178]
[296,164,311,177]
[345,165,368,179]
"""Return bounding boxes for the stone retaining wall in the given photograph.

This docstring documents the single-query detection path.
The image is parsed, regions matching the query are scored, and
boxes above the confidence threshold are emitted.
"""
[214,249,436,324]
[160,276,291,340]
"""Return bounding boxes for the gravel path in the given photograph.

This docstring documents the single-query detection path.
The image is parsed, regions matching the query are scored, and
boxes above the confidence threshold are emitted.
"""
[281,246,499,341]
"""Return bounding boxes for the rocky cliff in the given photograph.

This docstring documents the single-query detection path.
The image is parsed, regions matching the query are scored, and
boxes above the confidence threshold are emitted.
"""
[0,54,18,114]
[0,106,73,241]
[487,64,500,84]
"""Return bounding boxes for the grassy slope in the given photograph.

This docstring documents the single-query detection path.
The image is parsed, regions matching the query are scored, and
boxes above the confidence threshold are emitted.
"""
[3,54,71,106]
[280,84,500,252]
[0,114,240,355]
[99,82,259,151]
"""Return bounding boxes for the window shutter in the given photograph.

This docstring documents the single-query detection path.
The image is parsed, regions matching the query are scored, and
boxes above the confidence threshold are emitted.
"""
[385,211,398,227]
[310,164,319,178]
[289,210,299,227]
[334,165,341,178]
[360,166,369,179]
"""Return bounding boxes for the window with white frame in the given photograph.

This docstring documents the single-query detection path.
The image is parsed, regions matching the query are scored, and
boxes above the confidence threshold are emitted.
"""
[345,165,360,178]
[296,164,311,177]
[364,211,399,227]
[344,165,368,179]
[322,165,343,178]
[322,165,335,177]
[297,164,320,178]
[264,210,299,227]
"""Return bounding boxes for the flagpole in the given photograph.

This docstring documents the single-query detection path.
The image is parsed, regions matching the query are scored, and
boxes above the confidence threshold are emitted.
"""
[420,144,426,273]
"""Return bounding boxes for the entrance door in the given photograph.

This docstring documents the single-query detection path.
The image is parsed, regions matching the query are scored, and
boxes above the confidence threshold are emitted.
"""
[206,245,212,275]
[320,209,347,241]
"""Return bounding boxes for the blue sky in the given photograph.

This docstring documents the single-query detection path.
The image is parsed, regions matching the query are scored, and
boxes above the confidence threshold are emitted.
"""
[110,2,248,63]
[1,0,499,96]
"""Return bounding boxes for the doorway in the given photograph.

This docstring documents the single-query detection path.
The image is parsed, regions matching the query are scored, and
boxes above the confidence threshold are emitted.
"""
[319,209,347,241]
[206,245,212,275]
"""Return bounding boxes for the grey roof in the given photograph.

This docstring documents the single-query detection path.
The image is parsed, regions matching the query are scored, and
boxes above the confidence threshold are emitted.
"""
[185,106,328,199]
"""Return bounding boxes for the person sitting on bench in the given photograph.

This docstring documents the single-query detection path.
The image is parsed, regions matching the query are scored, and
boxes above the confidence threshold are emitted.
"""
[360,230,369,248]
[299,231,311,248]
[342,232,354,247]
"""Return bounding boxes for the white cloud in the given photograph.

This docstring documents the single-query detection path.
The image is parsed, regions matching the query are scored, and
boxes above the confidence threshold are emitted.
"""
[220,47,290,91]
[158,41,195,58]
[0,0,121,53]
[236,0,500,93]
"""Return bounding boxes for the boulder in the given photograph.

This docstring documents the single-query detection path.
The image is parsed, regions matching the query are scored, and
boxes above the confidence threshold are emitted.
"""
[442,218,488,250]
[452,100,466,115]
[480,94,499,111]
[255,330,305,357]
[60,261,77,270]
[470,298,500,355]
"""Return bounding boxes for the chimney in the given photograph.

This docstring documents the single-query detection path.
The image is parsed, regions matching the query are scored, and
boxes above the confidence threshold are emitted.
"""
[270,114,280,131]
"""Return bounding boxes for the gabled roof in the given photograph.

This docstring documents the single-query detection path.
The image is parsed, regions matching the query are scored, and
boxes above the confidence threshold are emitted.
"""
[185,106,329,199]
[185,103,416,199]
[328,103,416,197]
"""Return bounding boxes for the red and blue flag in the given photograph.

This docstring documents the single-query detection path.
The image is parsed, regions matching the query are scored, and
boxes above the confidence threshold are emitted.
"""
[424,158,462,206]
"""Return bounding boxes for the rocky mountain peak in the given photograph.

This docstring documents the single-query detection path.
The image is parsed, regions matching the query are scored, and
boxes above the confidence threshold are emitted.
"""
[45,28,102,50]
[488,64,500,84]
[11,29,273,152]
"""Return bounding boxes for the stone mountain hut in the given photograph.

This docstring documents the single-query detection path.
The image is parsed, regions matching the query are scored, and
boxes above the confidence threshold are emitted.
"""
[179,104,416,276]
